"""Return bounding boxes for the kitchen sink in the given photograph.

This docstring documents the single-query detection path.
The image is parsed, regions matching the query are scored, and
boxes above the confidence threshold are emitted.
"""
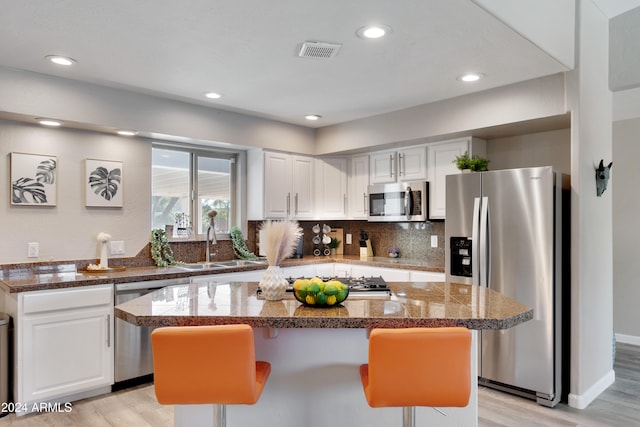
[177,262,227,270]
[178,260,266,270]
[213,260,267,267]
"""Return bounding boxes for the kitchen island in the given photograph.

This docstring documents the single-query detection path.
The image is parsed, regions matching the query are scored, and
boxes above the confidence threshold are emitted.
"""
[116,280,531,427]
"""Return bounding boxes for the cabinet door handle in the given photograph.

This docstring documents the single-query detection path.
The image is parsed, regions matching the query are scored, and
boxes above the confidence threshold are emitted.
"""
[106,314,111,348]
[286,193,291,216]
[399,153,405,176]
[295,193,299,215]
[364,193,368,213]
[389,154,394,177]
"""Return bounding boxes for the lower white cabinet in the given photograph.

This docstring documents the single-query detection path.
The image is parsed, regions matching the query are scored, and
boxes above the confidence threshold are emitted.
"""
[6,284,114,409]
[409,271,445,282]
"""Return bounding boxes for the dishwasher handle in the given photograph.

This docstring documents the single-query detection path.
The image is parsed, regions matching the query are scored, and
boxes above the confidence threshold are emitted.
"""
[115,278,189,293]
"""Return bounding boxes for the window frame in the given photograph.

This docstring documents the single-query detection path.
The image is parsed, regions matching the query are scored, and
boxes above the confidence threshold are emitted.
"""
[152,142,240,240]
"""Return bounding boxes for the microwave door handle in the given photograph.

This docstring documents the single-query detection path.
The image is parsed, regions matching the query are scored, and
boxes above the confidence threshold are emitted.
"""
[404,186,412,220]
[471,197,481,286]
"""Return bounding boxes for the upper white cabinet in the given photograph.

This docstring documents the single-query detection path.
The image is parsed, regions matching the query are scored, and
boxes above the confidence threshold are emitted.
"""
[348,155,370,219]
[369,146,428,184]
[315,157,348,219]
[248,150,314,220]
[427,137,486,219]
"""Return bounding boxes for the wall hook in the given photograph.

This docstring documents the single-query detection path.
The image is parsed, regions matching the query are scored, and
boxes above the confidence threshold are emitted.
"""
[595,159,613,197]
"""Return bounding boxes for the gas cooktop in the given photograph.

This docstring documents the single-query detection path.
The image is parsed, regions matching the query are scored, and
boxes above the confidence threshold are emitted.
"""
[286,276,391,295]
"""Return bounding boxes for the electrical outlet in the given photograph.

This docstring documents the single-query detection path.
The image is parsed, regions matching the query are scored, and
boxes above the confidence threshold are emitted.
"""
[110,240,125,255]
[28,242,39,258]
[431,235,438,248]
[346,234,352,245]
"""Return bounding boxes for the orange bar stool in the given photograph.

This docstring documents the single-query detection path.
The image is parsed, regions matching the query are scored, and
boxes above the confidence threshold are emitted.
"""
[151,324,271,427]
[360,327,472,427]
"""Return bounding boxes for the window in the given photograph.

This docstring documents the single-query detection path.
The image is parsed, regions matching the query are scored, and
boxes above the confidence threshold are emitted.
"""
[152,145,237,237]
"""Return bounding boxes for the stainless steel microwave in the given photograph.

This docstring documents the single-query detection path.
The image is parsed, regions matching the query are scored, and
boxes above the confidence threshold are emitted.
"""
[367,181,429,222]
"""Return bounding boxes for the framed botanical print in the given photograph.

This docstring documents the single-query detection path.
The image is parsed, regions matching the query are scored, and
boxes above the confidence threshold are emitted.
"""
[85,159,123,207]
[10,152,58,206]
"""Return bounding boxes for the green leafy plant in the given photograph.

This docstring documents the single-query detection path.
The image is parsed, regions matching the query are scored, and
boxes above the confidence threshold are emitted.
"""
[469,156,490,172]
[454,151,490,171]
[328,238,341,249]
[150,228,180,267]
[454,152,472,170]
[89,166,121,200]
[230,226,259,260]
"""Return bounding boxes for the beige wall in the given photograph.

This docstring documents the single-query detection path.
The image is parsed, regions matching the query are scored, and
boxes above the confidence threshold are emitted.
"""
[612,118,640,341]
[486,128,571,174]
[1,120,151,263]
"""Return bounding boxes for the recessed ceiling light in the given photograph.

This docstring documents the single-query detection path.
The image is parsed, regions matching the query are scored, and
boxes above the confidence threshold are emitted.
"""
[458,73,484,82]
[356,25,392,39]
[305,114,322,121]
[117,130,138,136]
[45,55,76,66]
[36,118,62,127]
[204,92,222,99]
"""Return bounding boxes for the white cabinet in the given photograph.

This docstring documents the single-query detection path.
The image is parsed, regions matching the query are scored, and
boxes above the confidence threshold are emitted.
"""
[191,269,265,284]
[315,157,348,219]
[427,137,486,219]
[348,154,370,219]
[370,146,428,184]
[247,150,314,220]
[410,271,445,282]
[8,284,114,408]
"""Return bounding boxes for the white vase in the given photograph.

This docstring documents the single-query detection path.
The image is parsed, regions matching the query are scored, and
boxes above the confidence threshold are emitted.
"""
[259,265,288,301]
[100,242,109,269]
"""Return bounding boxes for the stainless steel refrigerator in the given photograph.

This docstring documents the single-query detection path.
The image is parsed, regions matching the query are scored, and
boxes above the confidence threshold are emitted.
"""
[445,166,569,407]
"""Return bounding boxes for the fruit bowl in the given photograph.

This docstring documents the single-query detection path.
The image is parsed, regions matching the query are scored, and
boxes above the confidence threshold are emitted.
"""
[292,277,349,307]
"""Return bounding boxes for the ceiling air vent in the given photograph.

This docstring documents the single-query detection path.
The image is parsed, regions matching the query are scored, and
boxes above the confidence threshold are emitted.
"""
[298,41,341,59]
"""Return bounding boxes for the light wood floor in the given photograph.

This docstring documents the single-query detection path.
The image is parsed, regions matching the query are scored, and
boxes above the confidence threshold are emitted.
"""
[2,343,638,426]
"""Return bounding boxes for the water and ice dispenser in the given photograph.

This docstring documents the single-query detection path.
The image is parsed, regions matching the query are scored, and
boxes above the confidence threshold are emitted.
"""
[450,237,472,277]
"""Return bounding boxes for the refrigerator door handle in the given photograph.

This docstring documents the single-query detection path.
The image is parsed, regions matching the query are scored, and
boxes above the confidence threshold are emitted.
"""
[480,196,490,287]
[472,197,481,286]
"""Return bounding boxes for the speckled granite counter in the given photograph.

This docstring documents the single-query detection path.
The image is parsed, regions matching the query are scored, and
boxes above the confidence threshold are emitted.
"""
[0,255,443,293]
[114,280,532,330]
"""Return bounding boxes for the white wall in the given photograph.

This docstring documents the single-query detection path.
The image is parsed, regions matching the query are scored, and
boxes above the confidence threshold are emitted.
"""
[565,0,614,409]
[0,120,151,263]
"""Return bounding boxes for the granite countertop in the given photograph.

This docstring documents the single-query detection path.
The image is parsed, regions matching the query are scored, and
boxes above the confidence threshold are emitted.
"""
[114,281,532,330]
[0,255,444,294]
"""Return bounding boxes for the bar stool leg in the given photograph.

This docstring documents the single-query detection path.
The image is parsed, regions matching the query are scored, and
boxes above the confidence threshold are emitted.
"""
[402,406,415,427]
[213,404,226,427]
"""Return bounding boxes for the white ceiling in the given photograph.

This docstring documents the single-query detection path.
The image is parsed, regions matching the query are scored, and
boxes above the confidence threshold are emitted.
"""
[0,1,636,129]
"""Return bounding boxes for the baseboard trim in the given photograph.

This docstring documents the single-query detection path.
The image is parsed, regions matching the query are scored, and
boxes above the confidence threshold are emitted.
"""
[568,369,615,409]
[615,333,640,346]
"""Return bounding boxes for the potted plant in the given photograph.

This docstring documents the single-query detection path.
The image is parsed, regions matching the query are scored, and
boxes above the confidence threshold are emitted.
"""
[469,155,490,172]
[454,152,472,172]
[328,237,341,255]
[454,152,490,172]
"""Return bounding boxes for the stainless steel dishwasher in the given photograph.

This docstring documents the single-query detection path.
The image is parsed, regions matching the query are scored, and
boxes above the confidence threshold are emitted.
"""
[114,277,189,386]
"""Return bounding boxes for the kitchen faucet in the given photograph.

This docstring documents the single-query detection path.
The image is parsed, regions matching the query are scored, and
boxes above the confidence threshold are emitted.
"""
[206,210,218,262]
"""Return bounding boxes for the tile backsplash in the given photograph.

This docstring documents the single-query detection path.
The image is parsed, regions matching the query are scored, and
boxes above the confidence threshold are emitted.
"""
[248,220,444,267]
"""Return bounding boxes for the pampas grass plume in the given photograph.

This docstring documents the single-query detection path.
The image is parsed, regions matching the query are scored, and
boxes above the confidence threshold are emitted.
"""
[260,220,302,266]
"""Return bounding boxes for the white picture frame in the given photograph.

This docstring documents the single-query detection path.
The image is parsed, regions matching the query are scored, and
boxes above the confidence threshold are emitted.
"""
[85,158,124,207]
[10,152,58,206]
